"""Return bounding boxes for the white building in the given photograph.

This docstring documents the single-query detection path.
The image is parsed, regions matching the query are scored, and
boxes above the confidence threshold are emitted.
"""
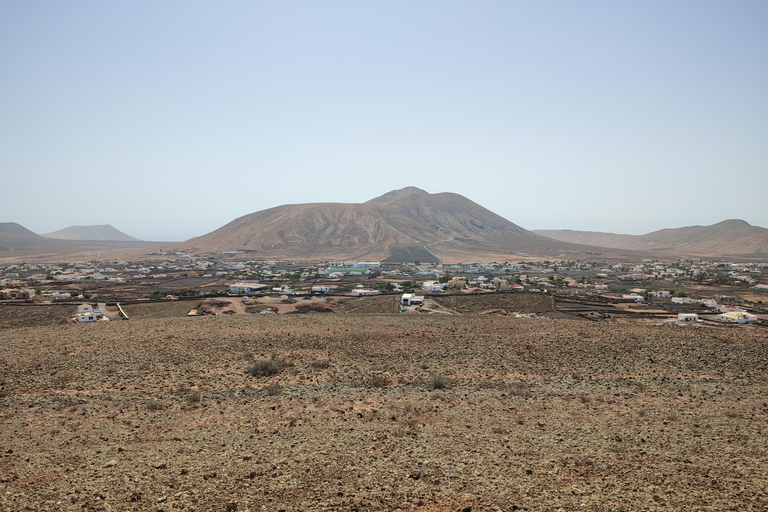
[422,281,445,292]
[400,293,424,306]
[715,311,758,324]
[350,287,380,297]
[75,304,103,323]
[229,282,266,294]
[678,313,699,322]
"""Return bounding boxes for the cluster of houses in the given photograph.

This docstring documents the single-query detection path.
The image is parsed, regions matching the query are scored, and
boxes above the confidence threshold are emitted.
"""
[674,310,758,325]
[0,288,36,300]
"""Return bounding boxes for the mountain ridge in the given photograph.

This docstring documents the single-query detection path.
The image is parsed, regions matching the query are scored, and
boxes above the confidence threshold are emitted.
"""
[534,219,768,257]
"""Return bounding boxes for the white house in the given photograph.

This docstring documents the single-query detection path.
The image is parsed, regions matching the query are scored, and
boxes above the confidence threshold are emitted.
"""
[75,304,103,323]
[422,281,445,292]
[622,294,644,303]
[678,313,699,322]
[350,287,380,297]
[350,285,379,296]
[715,311,758,324]
[400,293,424,306]
[229,282,266,295]
[311,285,330,294]
[651,290,672,298]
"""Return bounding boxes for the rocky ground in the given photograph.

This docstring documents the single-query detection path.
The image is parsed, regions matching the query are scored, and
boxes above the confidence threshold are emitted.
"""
[0,313,766,511]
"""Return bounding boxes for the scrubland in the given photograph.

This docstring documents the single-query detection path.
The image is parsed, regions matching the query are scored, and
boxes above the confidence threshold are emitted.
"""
[0,314,766,511]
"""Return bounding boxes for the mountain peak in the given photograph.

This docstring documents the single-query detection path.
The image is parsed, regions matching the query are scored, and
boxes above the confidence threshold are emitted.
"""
[716,219,751,228]
[365,187,428,204]
[180,188,562,261]
[0,222,42,238]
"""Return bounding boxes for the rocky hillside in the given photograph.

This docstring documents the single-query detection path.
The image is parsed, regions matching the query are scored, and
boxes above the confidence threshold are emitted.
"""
[178,187,592,261]
[0,222,48,252]
[0,222,43,239]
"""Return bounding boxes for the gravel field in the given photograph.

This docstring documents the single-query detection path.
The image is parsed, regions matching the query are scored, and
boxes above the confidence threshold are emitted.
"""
[1,314,766,511]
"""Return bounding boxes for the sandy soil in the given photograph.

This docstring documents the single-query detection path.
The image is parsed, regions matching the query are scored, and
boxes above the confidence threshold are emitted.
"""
[1,313,766,511]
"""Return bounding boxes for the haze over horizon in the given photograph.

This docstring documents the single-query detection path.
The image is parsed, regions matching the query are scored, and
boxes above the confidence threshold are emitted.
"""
[2,1,766,242]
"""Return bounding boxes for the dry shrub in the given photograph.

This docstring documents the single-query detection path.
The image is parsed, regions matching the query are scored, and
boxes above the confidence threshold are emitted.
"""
[310,359,331,369]
[147,400,164,412]
[264,383,282,396]
[369,374,390,388]
[248,359,281,377]
[429,373,448,390]
[186,391,202,405]
[508,381,531,398]
[52,373,74,389]
[56,395,79,410]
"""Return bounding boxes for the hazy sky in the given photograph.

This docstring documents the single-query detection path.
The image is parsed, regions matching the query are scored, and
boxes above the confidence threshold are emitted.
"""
[2,1,766,241]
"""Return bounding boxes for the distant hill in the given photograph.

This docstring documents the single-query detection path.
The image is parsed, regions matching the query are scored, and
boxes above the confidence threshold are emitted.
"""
[178,187,604,262]
[42,224,140,242]
[0,222,55,255]
[0,222,44,239]
[0,222,46,252]
[534,219,768,257]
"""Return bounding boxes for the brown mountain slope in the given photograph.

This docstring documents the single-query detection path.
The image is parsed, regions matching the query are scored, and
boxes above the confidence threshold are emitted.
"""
[0,222,44,239]
[535,219,768,257]
[177,188,600,262]
[0,222,49,253]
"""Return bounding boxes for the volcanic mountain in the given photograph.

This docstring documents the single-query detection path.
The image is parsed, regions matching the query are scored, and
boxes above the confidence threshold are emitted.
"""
[0,222,159,263]
[179,187,595,262]
[535,219,768,258]
[0,222,44,240]
[0,222,47,251]
[42,224,140,242]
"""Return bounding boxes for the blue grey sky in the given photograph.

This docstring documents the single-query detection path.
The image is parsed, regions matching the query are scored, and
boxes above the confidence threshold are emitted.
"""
[2,1,766,241]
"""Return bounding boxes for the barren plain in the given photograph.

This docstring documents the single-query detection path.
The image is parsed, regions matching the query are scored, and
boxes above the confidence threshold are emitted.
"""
[1,312,767,511]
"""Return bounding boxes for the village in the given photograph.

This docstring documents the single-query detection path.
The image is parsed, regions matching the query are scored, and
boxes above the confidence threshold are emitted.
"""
[1,254,766,326]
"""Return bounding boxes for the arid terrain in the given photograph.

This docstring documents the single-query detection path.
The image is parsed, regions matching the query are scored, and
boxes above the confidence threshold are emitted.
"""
[1,306,766,511]
[534,220,768,259]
